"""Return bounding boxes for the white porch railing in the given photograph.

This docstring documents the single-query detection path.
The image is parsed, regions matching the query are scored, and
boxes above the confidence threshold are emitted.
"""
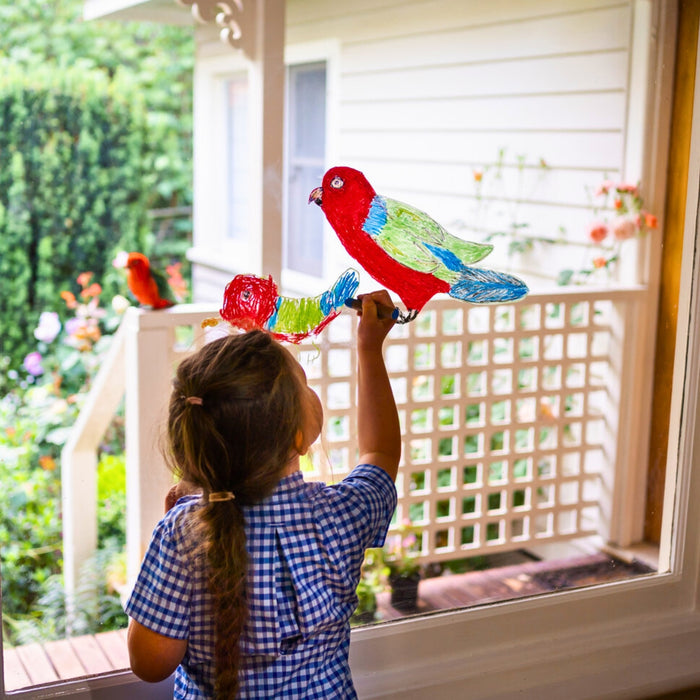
[61,287,650,595]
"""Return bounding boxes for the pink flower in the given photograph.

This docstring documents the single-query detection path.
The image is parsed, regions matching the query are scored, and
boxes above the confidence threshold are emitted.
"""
[616,182,639,195]
[595,180,614,196]
[612,215,638,241]
[588,221,609,243]
[23,351,44,376]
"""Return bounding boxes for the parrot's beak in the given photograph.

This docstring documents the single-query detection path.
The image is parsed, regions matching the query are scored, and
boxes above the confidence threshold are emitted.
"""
[308,187,323,206]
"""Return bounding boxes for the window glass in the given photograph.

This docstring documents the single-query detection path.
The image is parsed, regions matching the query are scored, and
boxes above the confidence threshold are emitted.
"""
[285,62,326,276]
[225,74,249,241]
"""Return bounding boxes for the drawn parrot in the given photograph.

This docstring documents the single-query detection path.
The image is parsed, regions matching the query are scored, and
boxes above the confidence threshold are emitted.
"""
[116,252,176,310]
[219,268,360,343]
[309,166,528,323]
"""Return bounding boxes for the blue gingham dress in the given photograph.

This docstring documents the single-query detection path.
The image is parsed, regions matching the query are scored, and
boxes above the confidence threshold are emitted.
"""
[125,464,397,699]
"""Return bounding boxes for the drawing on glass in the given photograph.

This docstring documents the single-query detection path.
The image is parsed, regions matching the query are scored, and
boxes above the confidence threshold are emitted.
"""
[215,268,359,343]
[309,166,528,323]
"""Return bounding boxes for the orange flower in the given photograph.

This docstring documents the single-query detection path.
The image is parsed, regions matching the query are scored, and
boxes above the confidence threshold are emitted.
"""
[80,282,102,300]
[6,426,16,438]
[61,290,77,309]
[472,169,483,182]
[39,455,56,471]
[614,198,623,210]
[77,271,94,287]
[166,262,188,301]
[593,257,608,269]
[588,222,609,243]
[644,212,658,229]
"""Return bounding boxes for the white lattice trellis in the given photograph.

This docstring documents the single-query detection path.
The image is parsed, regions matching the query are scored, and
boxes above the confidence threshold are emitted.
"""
[294,289,644,565]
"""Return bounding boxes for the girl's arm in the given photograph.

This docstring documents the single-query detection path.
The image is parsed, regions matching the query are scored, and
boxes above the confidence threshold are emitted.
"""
[356,291,402,481]
[127,619,187,683]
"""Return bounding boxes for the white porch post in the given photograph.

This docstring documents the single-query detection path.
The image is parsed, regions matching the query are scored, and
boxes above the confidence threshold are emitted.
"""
[249,0,285,279]
[123,308,175,585]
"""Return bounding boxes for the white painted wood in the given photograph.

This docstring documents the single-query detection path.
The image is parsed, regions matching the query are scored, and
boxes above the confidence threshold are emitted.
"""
[61,322,127,602]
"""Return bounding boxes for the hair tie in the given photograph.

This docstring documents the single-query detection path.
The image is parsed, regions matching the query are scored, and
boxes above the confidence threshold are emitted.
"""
[209,491,235,503]
[184,396,203,406]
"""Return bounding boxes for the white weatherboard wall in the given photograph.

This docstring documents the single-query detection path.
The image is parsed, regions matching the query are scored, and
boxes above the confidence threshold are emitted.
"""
[281,0,649,291]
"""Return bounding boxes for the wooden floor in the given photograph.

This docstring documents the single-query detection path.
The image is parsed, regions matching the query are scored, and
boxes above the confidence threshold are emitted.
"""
[3,552,654,692]
[3,629,129,691]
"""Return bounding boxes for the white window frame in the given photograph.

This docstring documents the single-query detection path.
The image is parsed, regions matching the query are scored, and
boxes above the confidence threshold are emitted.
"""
[188,49,256,274]
[6,5,700,699]
[281,39,344,296]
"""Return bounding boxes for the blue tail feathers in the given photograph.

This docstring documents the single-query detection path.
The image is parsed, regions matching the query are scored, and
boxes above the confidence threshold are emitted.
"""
[449,267,528,304]
[320,268,361,314]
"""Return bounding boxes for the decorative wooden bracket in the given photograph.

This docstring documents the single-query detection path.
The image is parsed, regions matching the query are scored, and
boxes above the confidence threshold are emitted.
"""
[176,0,255,57]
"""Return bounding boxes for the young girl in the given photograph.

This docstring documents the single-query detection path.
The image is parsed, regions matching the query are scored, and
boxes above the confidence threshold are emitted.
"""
[125,291,401,699]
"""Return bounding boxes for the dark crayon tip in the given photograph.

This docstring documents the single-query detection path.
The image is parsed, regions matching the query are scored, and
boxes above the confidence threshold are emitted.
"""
[345,297,400,321]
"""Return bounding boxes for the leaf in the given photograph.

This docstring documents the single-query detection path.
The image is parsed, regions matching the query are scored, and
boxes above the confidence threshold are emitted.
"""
[557,269,575,286]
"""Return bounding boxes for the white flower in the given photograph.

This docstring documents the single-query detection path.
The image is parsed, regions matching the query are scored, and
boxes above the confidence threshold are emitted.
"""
[111,294,131,314]
[112,250,129,268]
[34,311,61,343]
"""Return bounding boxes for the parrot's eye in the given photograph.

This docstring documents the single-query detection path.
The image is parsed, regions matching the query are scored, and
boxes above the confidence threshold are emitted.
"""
[241,290,251,300]
[330,176,344,189]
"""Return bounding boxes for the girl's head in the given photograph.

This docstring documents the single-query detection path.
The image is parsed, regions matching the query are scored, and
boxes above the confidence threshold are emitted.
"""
[167,329,321,501]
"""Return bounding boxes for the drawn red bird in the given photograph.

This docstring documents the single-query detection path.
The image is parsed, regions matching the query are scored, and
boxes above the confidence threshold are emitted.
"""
[309,166,528,322]
[219,268,359,343]
[118,252,176,310]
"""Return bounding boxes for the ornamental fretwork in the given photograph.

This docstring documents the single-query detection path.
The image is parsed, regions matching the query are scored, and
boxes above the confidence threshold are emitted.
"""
[177,0,254,56]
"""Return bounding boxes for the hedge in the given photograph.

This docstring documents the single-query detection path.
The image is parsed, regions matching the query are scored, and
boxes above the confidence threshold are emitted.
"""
[0,64,152,369]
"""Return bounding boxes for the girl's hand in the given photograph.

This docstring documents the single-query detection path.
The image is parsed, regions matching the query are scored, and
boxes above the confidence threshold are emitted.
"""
[356,290,396,353]
[164,480,199,513]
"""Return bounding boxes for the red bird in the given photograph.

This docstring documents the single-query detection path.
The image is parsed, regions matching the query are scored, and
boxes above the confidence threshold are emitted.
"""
[122,252,176,310]
[309,166,527,322]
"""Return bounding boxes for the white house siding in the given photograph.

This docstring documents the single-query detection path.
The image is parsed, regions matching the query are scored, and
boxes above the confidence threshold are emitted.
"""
[282,0,644,291]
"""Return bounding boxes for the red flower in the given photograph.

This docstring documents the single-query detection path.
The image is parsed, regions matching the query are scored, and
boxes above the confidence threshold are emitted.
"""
[588,222,609,243]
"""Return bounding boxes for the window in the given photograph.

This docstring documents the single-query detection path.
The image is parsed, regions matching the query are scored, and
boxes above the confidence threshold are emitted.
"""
[224,74,249,242]
[284,61,327,276]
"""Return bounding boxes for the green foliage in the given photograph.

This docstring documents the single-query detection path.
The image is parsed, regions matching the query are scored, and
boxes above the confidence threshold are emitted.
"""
[1,277,127,646]
[0,65,152,368]
[0,0,194,371]
[0,394,64,634]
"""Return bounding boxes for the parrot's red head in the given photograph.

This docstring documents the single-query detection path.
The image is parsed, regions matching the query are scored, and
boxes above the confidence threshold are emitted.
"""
[220,274,279,331]
[125,252,150,274]
[309,166,376,233]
